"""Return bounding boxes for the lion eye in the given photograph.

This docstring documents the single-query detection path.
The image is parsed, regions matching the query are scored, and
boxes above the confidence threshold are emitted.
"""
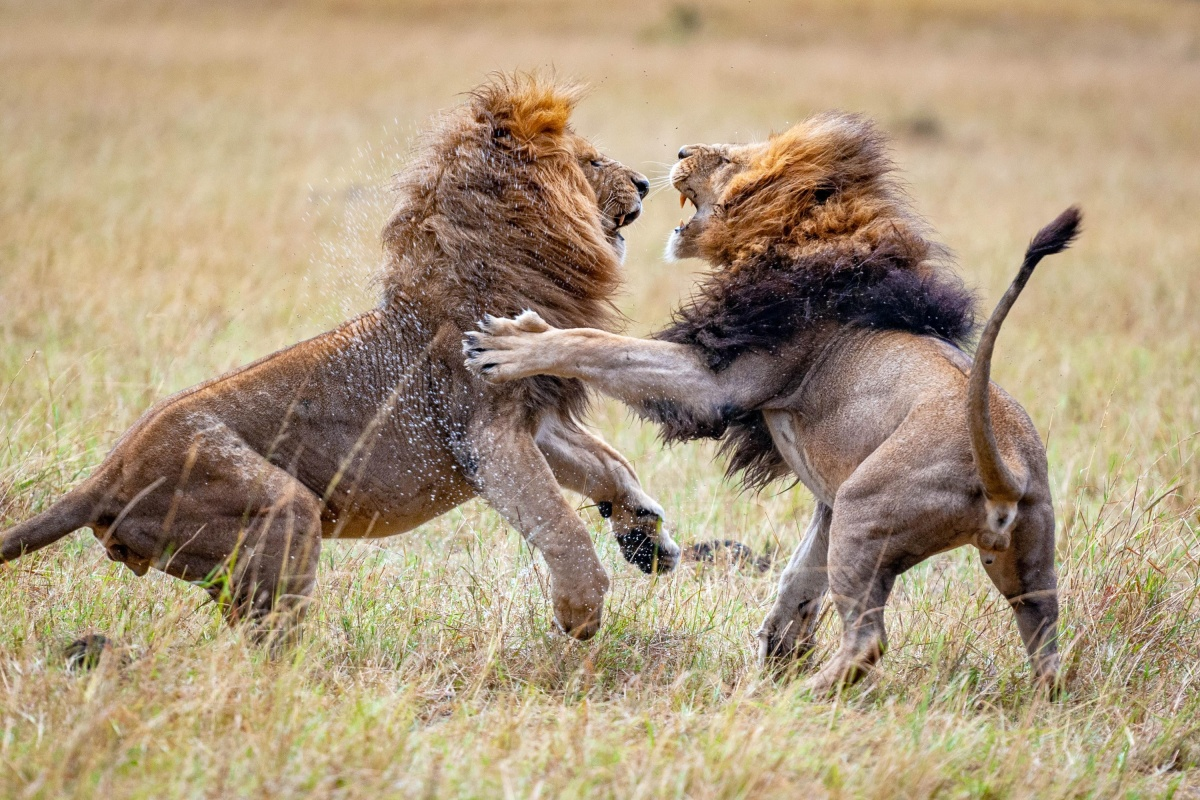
[590,160,603,168]
[492,127,510,139]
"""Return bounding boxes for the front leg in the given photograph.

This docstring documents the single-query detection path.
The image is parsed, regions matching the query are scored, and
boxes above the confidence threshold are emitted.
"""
[757,503,832,672]
[463,311,732,427]
[535,412,680,574]
[465,416,610,640]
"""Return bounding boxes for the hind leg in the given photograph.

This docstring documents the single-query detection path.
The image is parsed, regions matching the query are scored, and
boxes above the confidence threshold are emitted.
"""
[802,467,966,694]
[757,502,832,669]
[106,423,323,644]
[212,474,322,646]
[979,500,1060,687]
[805,523,900,695]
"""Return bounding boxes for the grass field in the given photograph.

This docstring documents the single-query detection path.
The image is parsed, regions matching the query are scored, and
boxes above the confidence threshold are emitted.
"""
[2,1,1199,796]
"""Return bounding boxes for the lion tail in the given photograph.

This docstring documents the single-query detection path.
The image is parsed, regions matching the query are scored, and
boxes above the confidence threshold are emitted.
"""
[967,206,1081,554]
[1,487,100,562]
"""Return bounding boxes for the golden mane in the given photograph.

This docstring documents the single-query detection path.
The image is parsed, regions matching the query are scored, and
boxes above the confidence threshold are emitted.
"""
[697,111,942,272]
[381,72,620,332]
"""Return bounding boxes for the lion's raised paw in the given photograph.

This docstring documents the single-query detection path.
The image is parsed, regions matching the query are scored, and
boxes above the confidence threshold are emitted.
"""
[463,311,557,382]
[478,310,552,337]
[461,334,504,381]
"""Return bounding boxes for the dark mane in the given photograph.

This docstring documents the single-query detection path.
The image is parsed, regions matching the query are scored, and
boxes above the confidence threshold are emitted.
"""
[657,240,977,371]
[650,241,978,490]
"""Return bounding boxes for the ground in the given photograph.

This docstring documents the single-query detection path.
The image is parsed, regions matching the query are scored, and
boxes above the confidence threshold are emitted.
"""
[1,1,1199,796]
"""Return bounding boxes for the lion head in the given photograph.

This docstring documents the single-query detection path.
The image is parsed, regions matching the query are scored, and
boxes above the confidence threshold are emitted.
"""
[381,72,648,332]
[659,112,974,372]
[581,147,650,265]
[667,111,937,270]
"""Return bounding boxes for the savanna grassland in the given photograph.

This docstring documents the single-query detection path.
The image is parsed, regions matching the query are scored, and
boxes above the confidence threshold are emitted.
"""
[2,1,1199,796]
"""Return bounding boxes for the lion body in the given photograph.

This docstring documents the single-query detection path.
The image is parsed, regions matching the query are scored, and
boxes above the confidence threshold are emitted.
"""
[88,310,476,546]
[467,112,1076,691]
[1,74,679,640]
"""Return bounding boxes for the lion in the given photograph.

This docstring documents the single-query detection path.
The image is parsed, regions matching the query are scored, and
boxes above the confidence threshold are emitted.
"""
[464,111,1080,692]
[0,73,681,642]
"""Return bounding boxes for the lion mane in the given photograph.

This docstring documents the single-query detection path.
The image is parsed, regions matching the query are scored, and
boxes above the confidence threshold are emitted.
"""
[382,73,620,332]
[655,112,979,488]
[380,73,625,423]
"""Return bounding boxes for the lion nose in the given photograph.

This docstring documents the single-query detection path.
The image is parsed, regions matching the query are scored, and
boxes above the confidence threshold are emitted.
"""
[678,147,692,159]
[632,175,650,199]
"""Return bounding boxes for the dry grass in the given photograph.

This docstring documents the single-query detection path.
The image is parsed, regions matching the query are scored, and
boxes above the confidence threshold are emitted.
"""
[2,1,1199,796]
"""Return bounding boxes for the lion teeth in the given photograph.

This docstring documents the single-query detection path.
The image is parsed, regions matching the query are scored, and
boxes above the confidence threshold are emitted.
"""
[679,218,685,228]
[679,193,686,208]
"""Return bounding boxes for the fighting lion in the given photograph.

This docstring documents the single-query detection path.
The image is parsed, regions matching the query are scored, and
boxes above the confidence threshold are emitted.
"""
[0,73,681,641]
[465,111,1079,692]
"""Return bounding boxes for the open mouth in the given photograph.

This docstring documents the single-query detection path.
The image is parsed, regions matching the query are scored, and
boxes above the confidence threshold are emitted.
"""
[615,205,640,228]
[676,190,700,233]
[606,203,641,242]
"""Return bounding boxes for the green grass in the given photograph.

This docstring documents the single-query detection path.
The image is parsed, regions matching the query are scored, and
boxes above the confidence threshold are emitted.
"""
[2,1,1199,796]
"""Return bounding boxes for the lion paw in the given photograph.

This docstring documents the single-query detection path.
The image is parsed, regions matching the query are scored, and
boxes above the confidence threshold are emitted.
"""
[802,671,839,697]
[756,597,822,677]
[505,309,552,334]
[605,499,681,574]
[462,311,556,383]
[800,648,876,696]
[477,310,551,337]
[756,621,814,677]
[550,564,610,640]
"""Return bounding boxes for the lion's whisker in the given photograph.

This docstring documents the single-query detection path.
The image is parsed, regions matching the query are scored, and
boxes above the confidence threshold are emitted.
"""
[644,184,673,202]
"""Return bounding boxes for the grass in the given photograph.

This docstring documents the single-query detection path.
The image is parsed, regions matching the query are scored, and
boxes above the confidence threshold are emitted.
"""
[2,0,1199,796]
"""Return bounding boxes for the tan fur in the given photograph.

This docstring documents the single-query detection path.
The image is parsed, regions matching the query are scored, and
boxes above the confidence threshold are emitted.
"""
[0,73,678,642]
[466,112,1072,693]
